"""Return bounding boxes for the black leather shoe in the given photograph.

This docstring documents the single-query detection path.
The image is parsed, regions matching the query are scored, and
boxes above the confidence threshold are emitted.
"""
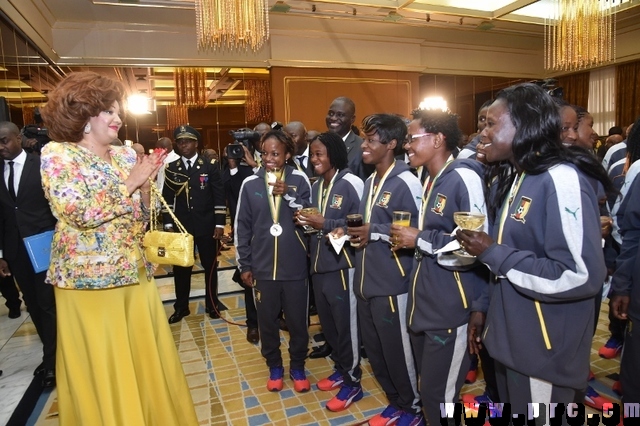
[309,343,332,359]
[246,327,259,344]
[34,363,45,376]
[168,309,190,324]
[42,369,56,388]
[208,310,220,319]
[8,307,21,319]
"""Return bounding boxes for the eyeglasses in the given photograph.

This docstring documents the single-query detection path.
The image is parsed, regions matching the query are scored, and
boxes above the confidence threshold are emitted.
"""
[406,133,435,143]
[176,139,196,145]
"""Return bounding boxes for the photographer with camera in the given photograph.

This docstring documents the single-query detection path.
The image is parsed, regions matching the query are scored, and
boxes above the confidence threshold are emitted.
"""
[222,128,262,343]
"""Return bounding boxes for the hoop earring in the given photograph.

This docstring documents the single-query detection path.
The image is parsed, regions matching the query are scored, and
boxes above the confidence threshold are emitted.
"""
[84,123,91,134]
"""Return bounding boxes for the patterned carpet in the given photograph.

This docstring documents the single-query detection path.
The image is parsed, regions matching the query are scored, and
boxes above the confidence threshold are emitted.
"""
[27,294,622,425]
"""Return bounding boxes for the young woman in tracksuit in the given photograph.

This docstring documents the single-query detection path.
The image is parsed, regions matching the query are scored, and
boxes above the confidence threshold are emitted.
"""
[235,130,312,393]
[346,114,424,426]
[457,83,611,418]
[390,108,488,425]
[295,131,365,412]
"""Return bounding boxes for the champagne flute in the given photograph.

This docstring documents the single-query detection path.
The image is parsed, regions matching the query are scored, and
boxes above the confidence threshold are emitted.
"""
[453,212,486,257]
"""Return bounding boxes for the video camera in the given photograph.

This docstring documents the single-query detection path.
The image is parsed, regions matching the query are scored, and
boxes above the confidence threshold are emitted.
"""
[533,78,564,99]
[226,128,261,159]
[21,124,51,154]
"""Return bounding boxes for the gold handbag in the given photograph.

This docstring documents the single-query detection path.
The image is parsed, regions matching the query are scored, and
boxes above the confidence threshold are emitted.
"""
[143,183,195,267]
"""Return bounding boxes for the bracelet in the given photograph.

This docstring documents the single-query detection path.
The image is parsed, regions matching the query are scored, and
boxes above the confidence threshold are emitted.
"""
[140,188,151,195]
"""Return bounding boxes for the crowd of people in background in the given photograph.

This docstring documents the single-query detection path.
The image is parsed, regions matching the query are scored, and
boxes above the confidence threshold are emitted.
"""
[1,71,639,426]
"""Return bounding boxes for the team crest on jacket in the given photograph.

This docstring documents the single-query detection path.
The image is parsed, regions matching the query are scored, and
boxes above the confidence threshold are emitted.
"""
[431,193,447,216]
[511,196,532,223]
[330,194,343,209]
[377,191,391,208]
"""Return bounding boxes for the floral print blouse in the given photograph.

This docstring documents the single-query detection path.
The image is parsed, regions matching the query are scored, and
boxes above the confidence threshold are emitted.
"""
[40,142,155,289]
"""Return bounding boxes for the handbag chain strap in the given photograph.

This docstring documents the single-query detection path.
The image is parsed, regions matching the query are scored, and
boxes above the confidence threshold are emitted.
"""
[149,182,189,235]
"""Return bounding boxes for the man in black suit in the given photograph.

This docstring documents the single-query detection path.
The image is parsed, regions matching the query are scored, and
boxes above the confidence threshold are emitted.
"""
[0,121,56,387]
[284,121,315,179]
[325,97,373,181]
[163,125,226,323]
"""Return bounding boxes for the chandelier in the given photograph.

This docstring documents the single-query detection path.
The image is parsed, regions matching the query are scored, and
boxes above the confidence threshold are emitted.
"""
[544,0,617,71]
[195,0,270,52]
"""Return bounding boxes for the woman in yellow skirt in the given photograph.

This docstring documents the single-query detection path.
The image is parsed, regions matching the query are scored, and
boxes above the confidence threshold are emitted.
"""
[40,71,198,425]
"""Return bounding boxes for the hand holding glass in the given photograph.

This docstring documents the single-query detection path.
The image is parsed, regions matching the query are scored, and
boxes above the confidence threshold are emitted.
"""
[453,212,486,257]
[391,211,411,248]
[346,214,363,247]
[299,207,320,234]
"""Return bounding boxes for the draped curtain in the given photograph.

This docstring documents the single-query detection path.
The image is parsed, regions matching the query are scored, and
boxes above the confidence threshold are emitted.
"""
[587,66,616,136]
[557,72,590,108]
[615,61,640,129]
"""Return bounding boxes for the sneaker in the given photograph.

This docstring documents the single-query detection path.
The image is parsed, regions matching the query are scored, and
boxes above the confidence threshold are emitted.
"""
[326,384,363,412]
[584,385,612,410]
[465,354,478,384]
[612,380,623,397]
[267,366,284,392]
[369,405,403,426]
[396,411,426,426]
[317,370,344,391]
[599,336,623,359]
[290,369,310,393]
[461,392,492,405]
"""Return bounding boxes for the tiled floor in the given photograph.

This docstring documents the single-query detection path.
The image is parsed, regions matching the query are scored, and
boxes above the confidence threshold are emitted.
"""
[0,280,623,426]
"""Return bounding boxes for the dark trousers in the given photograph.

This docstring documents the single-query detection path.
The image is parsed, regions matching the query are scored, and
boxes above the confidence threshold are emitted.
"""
[254,279,308,370]
[621,318,639,404]
[313,269,361,386]
[412,324,472,426]
[479,345,499,401]
[0,274,21,310]
[173,235,219,312]
[244,284,258,329]
[8,244,56,370]
[358,294,421,415]
[495,361,575,426]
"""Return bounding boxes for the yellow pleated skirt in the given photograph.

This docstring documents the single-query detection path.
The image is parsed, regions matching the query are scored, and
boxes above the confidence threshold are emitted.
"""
[54,268,198,426]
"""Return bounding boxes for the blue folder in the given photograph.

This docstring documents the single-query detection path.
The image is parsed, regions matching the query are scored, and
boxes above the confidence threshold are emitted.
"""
[23,230,54,273]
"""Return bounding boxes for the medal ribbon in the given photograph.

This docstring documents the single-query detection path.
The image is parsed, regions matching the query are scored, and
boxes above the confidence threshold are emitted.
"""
[364,161,396,223]
[317,170,339,216]
[265,169,285,227]
[497,172,526,244]
[418,155,454,231]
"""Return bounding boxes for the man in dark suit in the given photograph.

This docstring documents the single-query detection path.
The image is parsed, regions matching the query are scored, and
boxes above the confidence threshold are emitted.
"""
[0,121,56,387]
[163,125,226,323]
[325,97,373,181]
[284,121,315,179]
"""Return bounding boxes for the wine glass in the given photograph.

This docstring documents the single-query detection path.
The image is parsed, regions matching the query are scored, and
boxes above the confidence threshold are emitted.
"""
[299,207,320,234]
[453,212,486,257]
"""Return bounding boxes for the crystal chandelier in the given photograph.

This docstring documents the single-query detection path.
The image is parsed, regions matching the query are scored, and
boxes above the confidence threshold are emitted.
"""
[544,0,617,71]
[195,0,270,52]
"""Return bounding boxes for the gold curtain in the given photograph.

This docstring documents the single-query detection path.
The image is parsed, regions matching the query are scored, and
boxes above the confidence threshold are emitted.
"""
[245,79,272,123]
[174,68,207,108]
[615,61,640,128]
[22,107,35,125]
[166,105,190,132]
[556,72,590,108]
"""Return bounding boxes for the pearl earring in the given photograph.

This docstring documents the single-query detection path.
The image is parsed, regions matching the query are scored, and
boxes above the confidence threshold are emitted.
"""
[84,123,91,134]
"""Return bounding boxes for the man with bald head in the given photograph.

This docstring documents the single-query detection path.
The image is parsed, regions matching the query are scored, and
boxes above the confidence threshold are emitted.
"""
[155,136,180,192]
[284,121,314,178]
[325,97,372,180]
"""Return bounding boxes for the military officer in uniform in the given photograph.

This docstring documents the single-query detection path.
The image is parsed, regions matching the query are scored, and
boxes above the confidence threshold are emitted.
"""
[163,125,227,323]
